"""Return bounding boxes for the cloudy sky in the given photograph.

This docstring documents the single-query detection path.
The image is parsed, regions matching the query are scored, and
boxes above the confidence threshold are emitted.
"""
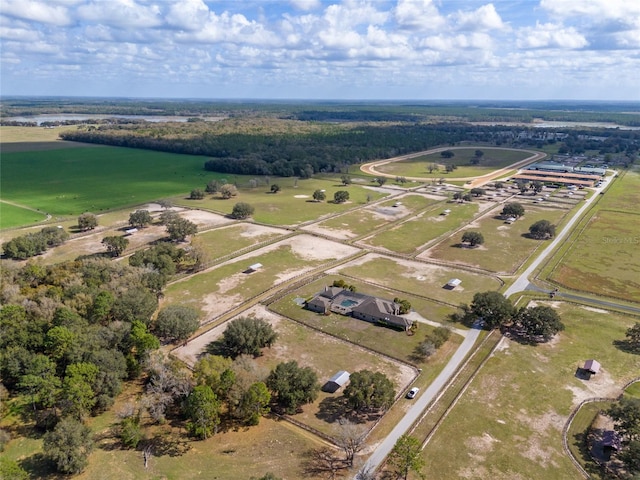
[1,0,639,100]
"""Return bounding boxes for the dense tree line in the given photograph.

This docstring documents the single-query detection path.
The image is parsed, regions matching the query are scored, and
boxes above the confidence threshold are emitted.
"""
[2,226,69,259]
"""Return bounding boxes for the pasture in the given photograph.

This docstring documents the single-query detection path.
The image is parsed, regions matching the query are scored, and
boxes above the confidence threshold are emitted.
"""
[162,235,360,320]
[194,223,288,261]
[420,302,640,480]
[548,210,640,302]
[171,177,389,226]
[332,254,503,305]
[375,147,534,179]
[423,204,569,274]
[1,146,221,218]
[362,202,479,254]
[308,193,442,238]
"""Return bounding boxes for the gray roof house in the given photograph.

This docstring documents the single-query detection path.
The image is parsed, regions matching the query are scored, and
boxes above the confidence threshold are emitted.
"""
[584,359,601,374]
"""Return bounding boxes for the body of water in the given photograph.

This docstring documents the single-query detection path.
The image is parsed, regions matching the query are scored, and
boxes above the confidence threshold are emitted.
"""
[2,114,225,125]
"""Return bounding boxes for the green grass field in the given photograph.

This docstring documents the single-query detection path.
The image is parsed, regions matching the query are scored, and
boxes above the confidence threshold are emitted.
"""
[0,201,48,229]
[376,148,534,179]
[194,223,288,261]
[427,205,569,274]
[364,202,478,254]
[420,302,640,479]
[171,178,388,226]
[549,210,640,302]
[1,146,223,217]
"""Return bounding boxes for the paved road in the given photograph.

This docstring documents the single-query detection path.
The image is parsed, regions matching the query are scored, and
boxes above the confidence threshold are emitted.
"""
[504,177,611,298]
[359,324,482,476]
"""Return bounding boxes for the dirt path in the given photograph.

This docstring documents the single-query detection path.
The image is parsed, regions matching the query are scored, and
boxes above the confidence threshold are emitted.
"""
[360,147,546,187]
[0,199,51,220]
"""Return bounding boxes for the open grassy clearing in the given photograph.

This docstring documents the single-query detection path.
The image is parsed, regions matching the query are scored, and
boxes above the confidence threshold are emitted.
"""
[549,210,640,302]
[592,169,640,213]
[423,205,569,274]
[171,178,389,226]
[376,148,533,179]
[268,275,459,365]
[332,254,503,305]
[162,236,360,319]
[1,146,228,217]
[0,201,47,229]
[195,223,288,260]
[308,194,442,238]
[420,302,640,480]
[0,125,79,147]
[363,202,480,254]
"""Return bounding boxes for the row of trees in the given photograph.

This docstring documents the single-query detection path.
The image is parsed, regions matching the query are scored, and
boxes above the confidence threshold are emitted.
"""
[2,226,69,259]
[454,291,565,342]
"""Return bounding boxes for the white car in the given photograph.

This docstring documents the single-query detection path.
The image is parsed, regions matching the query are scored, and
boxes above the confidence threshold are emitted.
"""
[406,387,419,399]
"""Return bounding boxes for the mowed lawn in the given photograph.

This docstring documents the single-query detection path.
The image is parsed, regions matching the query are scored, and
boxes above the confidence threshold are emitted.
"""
[172,177,389,226]
[334,255,503,305]
[0,201,47,229]
[364,202,479,254]
[549,210,640,302]
[420,302,640,480]
[315,194,442,237]
[376,147,534,179]
[425,205,569,274]
[1,146,220,217]
[269,275,459,364]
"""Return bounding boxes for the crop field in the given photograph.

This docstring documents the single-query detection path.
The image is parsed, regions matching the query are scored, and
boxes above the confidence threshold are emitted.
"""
[375,148,534,179]
[309,194,442,238]
[332,254,503,305]
[420,302,640,480]
[0,125,79,148]
[424,205,569,274]
[1,146,225,218]
[0,201,47,229]
[171,177,389,226]
[269,275,459,364]
[549,210,640,302]
[362,202,479,254]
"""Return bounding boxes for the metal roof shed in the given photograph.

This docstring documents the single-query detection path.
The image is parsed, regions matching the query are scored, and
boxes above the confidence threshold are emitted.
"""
[322,371,350,393]
[447,278,462,288]
[584,359,601,374]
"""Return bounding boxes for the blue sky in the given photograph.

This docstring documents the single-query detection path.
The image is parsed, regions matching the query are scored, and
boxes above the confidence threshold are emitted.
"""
[1,0,639,100]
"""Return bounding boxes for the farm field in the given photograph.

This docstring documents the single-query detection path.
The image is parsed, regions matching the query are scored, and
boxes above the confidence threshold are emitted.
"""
[306,193,442,239]
[375,147,535,179]
[362,202,480,254]
[0,125,79,148]
[0,200,47,229]
[171,177,389,226]
[420,302,640,480]
[268,275,459,365]
[549,210,640,302]
[194,223,288,261]
[423,204,570,274]
[162,235,360,319]
[331,253,503,305]
[1,146,223,217]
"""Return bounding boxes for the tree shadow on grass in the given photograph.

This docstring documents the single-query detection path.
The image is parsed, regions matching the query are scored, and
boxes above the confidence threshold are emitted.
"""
[146,433,191,458]
[19,452,64,480]
[316,396,348,424]
[204,339,227,357]
[613,339,639,355]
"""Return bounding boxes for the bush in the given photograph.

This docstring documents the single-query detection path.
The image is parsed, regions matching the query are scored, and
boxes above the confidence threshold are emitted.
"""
[231,202,255,219]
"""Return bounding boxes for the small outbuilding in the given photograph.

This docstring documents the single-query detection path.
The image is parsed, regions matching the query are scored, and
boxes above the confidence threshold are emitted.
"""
[125,228,138,235]
[246,263,263,273]
[441,209,451,216]
[322,370,350,393]
[446,278,462,289]
[584,359,601,375]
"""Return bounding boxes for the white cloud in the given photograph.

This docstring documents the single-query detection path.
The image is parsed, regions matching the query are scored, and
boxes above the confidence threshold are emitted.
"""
[77,0,162,29]
[1,0,72,26]
[394,0,445,31]
[517,23,589,49]
[539,0,640,23]
[452,4,506,31]
[165,0,211,31]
